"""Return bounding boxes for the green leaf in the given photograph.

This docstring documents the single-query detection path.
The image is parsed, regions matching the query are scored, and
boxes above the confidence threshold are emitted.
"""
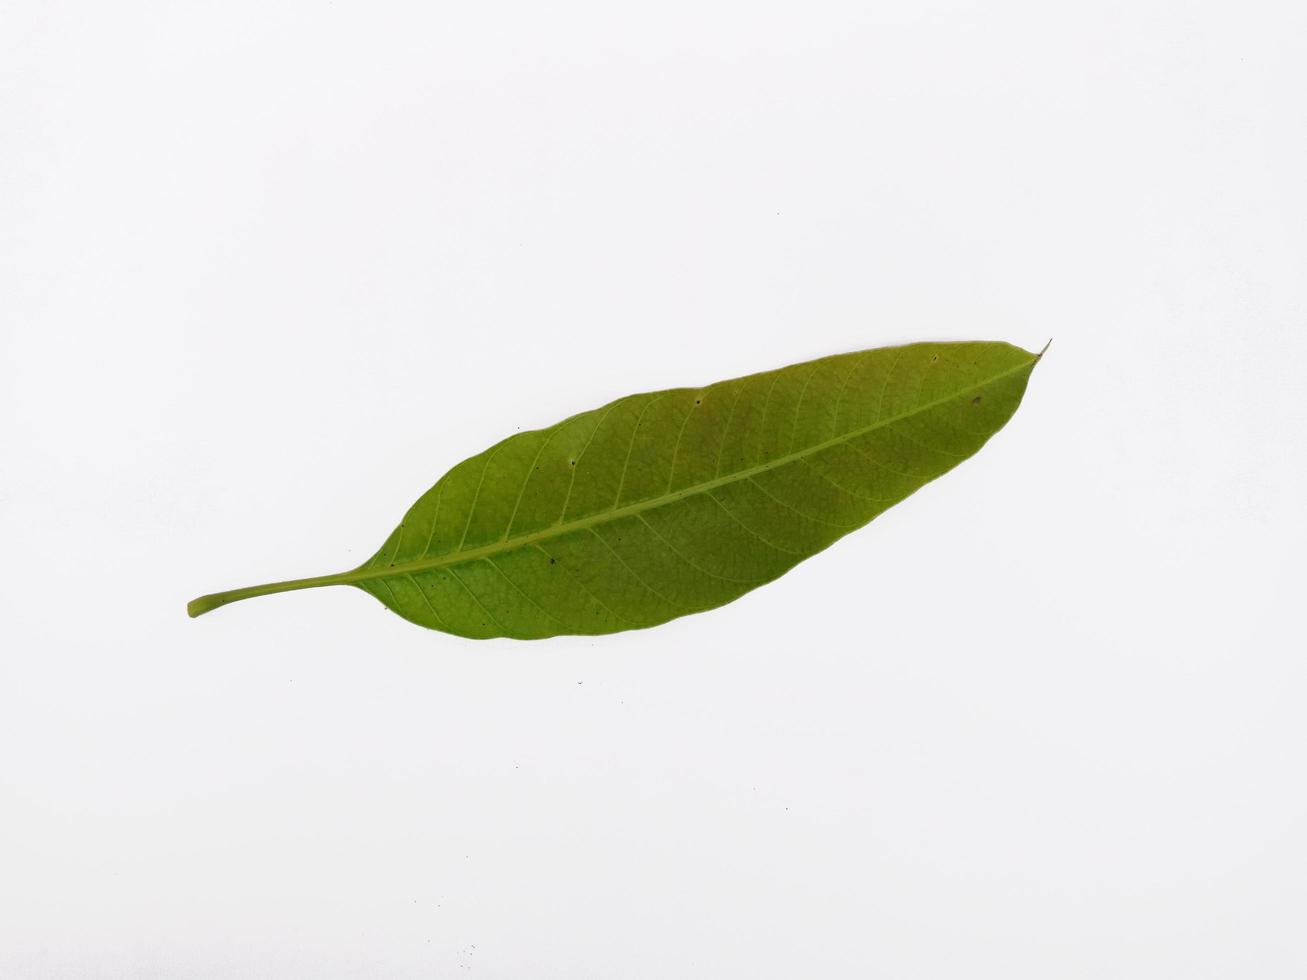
[189,341,1041,638]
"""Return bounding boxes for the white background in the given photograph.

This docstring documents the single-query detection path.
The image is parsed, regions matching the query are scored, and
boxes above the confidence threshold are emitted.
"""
[3,1,1305,976]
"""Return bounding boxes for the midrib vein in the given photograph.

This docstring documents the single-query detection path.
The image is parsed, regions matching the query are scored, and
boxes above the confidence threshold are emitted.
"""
[335,356,1035,587]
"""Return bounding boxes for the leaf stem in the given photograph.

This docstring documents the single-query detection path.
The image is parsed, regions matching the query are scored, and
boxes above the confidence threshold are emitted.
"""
[187,571,353,618]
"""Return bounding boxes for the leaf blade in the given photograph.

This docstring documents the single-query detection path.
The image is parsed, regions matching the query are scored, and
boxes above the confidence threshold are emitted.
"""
[361,340,1037,637]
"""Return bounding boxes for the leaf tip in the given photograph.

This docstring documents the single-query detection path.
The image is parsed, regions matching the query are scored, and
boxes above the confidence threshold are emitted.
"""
[1036,338,1052,360]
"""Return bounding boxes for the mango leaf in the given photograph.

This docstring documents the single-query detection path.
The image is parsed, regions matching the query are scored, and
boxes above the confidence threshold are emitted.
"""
[189,341,1041,638]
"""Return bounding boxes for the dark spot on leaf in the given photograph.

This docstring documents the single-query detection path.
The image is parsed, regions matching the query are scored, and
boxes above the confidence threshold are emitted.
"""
[549,558,556,565]
[569,459,575,466]
[971,396,982,405]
